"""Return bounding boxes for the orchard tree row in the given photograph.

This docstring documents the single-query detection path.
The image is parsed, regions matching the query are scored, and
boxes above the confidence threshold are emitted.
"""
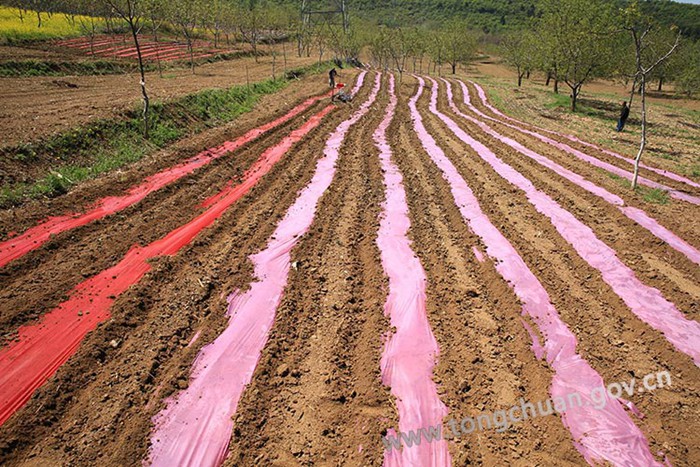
[499,0,699,108]
[499,0,698,190]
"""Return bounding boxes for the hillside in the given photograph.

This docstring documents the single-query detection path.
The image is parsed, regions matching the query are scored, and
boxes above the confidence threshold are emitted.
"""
[343,0,700,38]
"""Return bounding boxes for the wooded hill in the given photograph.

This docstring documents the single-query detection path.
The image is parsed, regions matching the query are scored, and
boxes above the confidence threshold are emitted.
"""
[340,0,700,39]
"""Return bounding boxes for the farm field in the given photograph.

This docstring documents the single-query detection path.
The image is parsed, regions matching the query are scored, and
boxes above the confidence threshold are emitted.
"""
[470,60,700,185]
[0,65,698,466]
[1,0,699,463]
[53,35,232,63]
[0,42,317,147]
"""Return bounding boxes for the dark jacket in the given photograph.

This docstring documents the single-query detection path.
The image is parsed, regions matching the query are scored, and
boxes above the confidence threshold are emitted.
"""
[620,105,630,121]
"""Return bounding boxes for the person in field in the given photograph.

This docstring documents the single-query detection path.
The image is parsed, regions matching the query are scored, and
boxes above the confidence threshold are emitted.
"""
[617,101,630,132]
[329,68,338,88]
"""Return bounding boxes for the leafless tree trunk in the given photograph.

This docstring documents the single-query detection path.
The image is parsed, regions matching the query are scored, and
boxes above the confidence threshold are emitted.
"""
[282,41,288,76]
[132,27,150,139]
[152,24,163,78]
[628,77,638,109]
[272,50,276,79]
[629,27,680,190]
[632,74,647,190]
[632,74,646,189]
[104,0,150,138]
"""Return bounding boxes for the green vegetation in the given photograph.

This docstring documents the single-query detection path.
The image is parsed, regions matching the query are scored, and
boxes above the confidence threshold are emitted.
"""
[545,94,619,122]
[348,0,700,39]
[346,0,537,33]
[605,172,670,204]
[642,188,670,204]
[0,62,328,207]
[489,0,696,190]
[0,59,129,76]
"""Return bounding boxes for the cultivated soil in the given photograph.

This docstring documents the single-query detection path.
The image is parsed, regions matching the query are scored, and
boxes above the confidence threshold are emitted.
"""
[0,65,698,467]
[0,42,319,147]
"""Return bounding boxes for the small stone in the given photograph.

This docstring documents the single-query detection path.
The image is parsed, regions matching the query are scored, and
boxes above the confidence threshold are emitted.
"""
[276,364,290,377]
[291,443,304,456]
[109,339,120,348]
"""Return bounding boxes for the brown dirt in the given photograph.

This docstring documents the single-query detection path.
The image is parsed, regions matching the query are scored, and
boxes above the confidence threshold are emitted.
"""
[391,76,584,465]
[465,60,700,181]
[472,59,700,111]
[0,43,319,147]
[0,71,363,466]
[419,77,700,465]
[226,74,392,466]
[0,79,338,342]
[0,44,77,61]
[0,68,697,467]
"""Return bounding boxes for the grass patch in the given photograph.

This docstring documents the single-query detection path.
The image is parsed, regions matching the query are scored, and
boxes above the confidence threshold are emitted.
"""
[486,87,506,110]
[0,6,104,43]
[604,172,670,204]
[642,188,670,204]
[545,93,571,110]
[0,59,131,77]
[0,62,330,208]
[545,92,612,120]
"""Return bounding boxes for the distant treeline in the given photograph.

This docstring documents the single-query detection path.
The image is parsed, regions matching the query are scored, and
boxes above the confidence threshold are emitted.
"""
[337,0,700,39]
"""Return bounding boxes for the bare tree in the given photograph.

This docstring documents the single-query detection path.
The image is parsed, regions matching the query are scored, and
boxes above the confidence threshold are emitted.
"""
[74,0,103,55]
[167,0,204,74]
[238,1,268,63]
[368,27,391,70]
[429,31,447,76]
[8,0,27,23]
[101,0,151,138]
[145,0,166,77]
[443,21,478,75]
[16,0,47,27]
[622,1,681,190]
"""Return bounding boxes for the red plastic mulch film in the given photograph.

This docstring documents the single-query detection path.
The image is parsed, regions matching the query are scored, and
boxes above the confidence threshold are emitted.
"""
[0,90,333,269]
[0,100,339,428]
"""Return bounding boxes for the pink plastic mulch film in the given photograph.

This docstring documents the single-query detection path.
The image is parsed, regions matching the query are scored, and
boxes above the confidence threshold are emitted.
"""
[0,90,335,269]
[467,81,700,204]
[470,80,700,191]
[146,71,379,467]
[377,74,451,466]
[442,79,700,267]
[0,86,342,428]
[425,77,700,367]
[411,75,665,466]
